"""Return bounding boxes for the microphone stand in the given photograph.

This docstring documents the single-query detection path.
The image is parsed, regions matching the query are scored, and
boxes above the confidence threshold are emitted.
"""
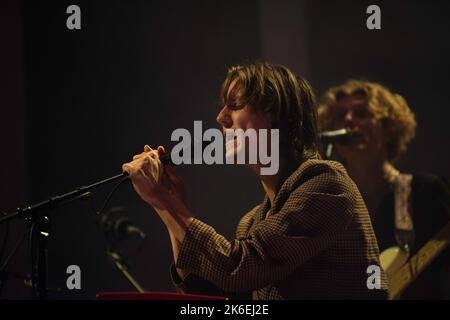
[0,172,128,299]
[107,250,146,293]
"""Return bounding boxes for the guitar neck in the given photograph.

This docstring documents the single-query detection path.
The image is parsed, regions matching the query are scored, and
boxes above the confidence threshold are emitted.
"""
[389,221,450,299]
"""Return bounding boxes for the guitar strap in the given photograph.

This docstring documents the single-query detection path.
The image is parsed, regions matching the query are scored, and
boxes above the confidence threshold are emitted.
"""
[393,173,415,253]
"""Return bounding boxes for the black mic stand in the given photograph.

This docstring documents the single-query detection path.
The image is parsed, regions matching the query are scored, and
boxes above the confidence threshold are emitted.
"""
[107,249,146,293]
[0,172,128,300]
[100,206,147,293]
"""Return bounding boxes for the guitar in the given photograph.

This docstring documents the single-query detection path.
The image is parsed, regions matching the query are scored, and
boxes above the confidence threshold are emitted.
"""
[380,221,450,299]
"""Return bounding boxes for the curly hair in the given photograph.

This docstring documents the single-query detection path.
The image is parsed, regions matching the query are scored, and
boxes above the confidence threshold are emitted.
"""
[318,80,417,162]
[220,63,320,163]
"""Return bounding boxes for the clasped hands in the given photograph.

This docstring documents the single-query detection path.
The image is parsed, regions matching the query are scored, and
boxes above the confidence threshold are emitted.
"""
[122,145,186,210]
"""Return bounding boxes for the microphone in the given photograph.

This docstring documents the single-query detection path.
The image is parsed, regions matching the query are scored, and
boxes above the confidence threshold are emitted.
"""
[98,206,145,241]
[159,151,173,165]
[319,128,353,143]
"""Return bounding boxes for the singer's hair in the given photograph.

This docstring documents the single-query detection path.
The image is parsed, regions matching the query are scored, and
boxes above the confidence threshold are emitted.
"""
[220,62,320,163]
[318,80,416,162]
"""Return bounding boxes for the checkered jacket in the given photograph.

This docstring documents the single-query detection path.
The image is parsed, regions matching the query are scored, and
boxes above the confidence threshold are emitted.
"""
[171,159,388,299]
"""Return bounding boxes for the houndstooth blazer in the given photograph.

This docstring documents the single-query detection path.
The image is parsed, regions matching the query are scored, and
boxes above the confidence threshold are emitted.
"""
[170,159,388,299]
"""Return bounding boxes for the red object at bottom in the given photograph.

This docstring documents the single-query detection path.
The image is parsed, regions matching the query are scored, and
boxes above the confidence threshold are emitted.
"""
[96,292,227,300]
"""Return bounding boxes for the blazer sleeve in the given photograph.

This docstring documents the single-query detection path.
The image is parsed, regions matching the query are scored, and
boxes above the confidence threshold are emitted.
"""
[169,208,258,298]
[174,163,356,293]
[169,262,252,299]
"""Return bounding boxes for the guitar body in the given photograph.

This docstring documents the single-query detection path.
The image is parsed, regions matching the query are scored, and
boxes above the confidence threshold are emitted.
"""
[380,246,409,278]
[380,221,450,299]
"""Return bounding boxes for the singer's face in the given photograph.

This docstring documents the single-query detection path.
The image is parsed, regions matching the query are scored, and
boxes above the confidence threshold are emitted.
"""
[216,80,272,161]
[330,94,387,161]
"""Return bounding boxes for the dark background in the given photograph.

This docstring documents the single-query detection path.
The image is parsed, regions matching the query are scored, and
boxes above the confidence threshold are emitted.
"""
[1,0,449,299]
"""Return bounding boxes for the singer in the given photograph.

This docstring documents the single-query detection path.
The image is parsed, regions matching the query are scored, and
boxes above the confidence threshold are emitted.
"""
[122,63,388,299]
[318,80,450,299]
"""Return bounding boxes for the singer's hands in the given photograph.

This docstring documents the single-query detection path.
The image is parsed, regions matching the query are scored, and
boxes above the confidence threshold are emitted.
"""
[123,146,194,278]
[122,145,186,209]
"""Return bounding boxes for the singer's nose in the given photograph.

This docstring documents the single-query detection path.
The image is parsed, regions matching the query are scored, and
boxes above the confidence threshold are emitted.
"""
[343,111,354,127]
[216,106,232,128]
